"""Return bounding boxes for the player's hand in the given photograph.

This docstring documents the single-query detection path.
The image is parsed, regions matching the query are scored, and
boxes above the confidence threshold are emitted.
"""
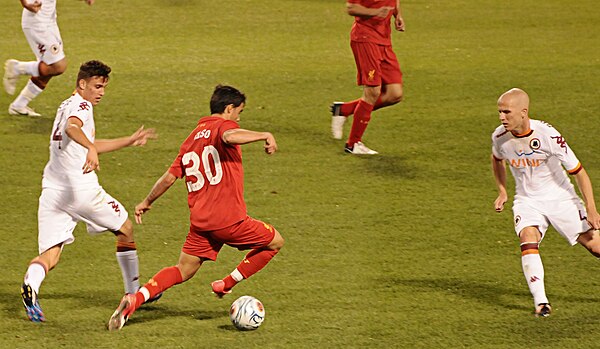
[21,0,41,13]
[83,145,99,174]
[264,133,277,154]
[134,200,152,224]
[587,210,600,230]
[374,6,394,18]
[395,15,405,31]
[494,192,507,212]
[129,126,158,147]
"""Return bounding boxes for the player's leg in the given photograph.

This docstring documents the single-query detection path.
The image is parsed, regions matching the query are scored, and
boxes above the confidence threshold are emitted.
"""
[577,229,600,257]
[372,46,403,111]
[108,252,203,331]
[345,84,380,154]
[7,25,66,116]
[21,244,64,322]
[22,188,77,322]
[374,83,403,111]
[112,219,141,295]
[212,218,285,297]
[518,226,551,317]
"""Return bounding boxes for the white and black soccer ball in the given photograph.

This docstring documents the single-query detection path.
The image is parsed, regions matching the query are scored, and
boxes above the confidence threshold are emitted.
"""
[229,295,265,331]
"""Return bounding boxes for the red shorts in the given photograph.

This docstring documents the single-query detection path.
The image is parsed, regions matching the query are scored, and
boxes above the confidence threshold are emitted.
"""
[182,216,276,261]
[351,41,402,86]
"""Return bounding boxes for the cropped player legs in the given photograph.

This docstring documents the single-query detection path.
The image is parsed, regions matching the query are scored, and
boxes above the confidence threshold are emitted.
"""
[10,59,67,113]
[519,227,550,310]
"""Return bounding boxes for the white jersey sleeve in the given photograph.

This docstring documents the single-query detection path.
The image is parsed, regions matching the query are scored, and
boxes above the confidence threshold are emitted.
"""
[544,126,581,174]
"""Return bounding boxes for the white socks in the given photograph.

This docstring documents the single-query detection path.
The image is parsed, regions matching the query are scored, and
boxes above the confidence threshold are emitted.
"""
[116,250,140,294]
[12,80,43,109]
[521,253,548,306]
[24,263,46,295]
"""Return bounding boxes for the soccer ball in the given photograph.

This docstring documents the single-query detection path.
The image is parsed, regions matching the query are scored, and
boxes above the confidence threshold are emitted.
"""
[229,295,265,330]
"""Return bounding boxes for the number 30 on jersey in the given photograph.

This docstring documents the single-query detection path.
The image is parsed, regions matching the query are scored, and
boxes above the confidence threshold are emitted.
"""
[182,145,223,192]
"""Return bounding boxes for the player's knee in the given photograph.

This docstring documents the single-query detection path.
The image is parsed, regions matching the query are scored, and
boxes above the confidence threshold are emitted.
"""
[116,219,134,239]
[268,233,284,251]
[43,59,67,76]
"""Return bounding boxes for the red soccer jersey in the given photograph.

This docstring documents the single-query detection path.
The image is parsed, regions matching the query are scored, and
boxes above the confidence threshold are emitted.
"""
[348,0,396,45]
[169,116,246,230]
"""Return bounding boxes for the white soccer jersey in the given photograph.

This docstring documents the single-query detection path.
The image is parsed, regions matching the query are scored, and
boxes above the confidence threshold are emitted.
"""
[42,92,99,190]
[491,119,582,201]
[22,0,57,29]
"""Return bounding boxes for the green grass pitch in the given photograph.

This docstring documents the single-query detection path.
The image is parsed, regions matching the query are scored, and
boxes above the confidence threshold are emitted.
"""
[1,0,599,348]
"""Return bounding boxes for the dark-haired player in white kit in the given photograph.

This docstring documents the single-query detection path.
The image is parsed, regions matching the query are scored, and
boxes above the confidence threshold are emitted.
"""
[491,88,600,317]
[20,60,156,322]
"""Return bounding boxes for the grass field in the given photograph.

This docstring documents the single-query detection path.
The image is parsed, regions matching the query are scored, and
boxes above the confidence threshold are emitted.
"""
[1,0,599,348]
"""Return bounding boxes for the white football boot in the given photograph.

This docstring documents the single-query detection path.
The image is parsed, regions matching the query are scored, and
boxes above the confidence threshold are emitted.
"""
[345,141,378,155]
[9,104,41,117]
[3,59,19,95]
[330,102,345,140]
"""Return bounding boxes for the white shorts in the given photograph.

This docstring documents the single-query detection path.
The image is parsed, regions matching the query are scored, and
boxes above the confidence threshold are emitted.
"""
[23,24,65,65]
[37,187,128,254]
[512,196,592,245]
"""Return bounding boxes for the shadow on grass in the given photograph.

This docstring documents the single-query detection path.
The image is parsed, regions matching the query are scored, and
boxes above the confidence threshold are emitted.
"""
[356,153,416,179]
[17,114,53,135]
[387,277,600,311]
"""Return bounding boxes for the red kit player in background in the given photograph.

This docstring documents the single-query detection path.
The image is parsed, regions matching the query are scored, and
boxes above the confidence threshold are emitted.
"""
[331,0,405,155]
[108,85,285,330]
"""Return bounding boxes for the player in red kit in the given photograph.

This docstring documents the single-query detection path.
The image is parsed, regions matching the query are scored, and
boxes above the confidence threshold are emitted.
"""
[331,0,405,155]
[107,85,284,331]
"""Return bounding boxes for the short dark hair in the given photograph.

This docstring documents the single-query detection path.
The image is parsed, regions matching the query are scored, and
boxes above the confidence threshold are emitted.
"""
[77,60,111,85]
[210,85,246,114]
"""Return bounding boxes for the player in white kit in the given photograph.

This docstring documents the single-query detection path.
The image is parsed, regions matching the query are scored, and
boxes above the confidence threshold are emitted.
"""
[20,60,157,322]
[3,0,95,116]
[491,88,600,317]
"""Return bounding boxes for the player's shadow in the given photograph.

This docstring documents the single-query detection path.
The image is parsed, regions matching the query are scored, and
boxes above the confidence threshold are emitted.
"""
[0,284,222,326]
[387,277,600,311]
[356,153,416,179]
[18,115,54,135]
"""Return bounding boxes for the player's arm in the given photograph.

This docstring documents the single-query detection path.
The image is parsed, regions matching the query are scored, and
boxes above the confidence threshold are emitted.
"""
[65,116,99,174]
[491,154,508,212]
[20,0,41,13]
[222,128,277,155]
[346,2,393,19]
[573,167,600,229]
[394,0,405,31]
[134,171,178,224]
[94,126,157,154]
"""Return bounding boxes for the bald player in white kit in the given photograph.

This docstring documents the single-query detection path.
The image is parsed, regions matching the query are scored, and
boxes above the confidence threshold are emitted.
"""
[491,88,600,317]
[3,0,96,116]
[20,60,156,322]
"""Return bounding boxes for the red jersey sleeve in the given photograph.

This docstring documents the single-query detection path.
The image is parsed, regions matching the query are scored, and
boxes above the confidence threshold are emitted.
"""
[168,151,185,178]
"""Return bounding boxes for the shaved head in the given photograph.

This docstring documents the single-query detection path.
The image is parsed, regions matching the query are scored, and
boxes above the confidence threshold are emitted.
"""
[497,88,531,134]
[498,88,530,113]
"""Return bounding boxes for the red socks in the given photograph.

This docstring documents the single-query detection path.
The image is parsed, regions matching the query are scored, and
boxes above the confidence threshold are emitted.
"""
[342,97,383,116]
[135,266,183,309]
[236,248,279,282]
[347,100,374,146]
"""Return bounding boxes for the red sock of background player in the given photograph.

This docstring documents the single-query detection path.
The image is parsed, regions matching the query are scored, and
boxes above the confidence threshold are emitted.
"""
[222,248,279,290]
[340,99,359,116]
[347,99,374,146]
[341,97,382,116]
[134,266,183,310]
